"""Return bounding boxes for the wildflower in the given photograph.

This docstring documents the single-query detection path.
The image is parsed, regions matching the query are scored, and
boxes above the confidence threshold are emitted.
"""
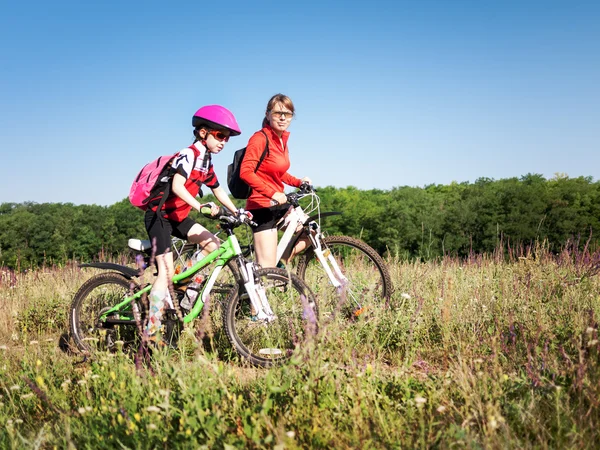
[29,340,39,345]
[46,338,54,342]
[134,413,141,422]
[9,385,20,391]
[35,376,45,388]
[91,374,100,380]
[588,340,598,347]
[415,396,427,407]
[148,423,158,430]
[146,406,161,413]
[0,345,7,350]
[77,380,87,385]
[437,405,446,413]
[78,407,87,415]
[110,371,116,381]
[473,358,483,364]
[586,327,595,334]
[401,293,411,300]
[21,393,34,400]
[15,419,23,424]
[286,431,296,438]
[36,360,42,367]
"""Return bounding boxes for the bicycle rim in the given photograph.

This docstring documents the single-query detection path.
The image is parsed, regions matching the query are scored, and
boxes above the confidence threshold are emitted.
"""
[70,272,142,353]
[223,268,317,367]
[296,236,393,321]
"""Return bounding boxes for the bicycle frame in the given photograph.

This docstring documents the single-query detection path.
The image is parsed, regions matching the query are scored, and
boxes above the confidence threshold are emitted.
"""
[276,195,348,291]
[100,227,276,327]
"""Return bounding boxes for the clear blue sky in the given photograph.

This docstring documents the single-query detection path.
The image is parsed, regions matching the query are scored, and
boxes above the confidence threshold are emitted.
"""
[1,0,599,205]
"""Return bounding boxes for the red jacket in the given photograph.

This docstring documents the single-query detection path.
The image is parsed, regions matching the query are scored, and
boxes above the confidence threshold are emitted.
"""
[240,125,302,210]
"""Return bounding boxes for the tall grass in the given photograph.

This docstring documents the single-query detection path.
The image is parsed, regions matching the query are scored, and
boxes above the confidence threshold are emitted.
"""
[1,244,599,448]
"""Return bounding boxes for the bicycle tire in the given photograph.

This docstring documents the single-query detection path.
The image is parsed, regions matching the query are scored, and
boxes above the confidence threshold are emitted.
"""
[223,267,318,367]
[295,235,393,320]
[70,272,142,353]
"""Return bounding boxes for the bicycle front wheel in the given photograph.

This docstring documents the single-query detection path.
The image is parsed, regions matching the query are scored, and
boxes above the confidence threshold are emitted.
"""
[223,268,318,367]
[295,235,393,321]
[70,272,141,353]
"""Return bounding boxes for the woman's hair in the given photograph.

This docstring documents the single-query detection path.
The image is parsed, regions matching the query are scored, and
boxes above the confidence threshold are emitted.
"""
[262,93,295,128]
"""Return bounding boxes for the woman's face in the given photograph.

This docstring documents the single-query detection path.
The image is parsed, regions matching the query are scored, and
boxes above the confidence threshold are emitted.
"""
[202,129,230,154]
[267,102,294,134]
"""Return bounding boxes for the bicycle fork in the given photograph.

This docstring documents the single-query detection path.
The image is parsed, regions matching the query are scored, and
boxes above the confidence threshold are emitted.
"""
[238,258,276,323]
[309,232,349,290]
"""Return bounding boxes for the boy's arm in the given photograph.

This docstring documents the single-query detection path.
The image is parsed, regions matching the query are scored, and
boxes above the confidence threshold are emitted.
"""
[211,186,238,215]
[171,173,203,211]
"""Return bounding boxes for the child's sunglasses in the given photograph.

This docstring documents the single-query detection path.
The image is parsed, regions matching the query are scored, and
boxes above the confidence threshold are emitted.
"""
[208,130,230,142]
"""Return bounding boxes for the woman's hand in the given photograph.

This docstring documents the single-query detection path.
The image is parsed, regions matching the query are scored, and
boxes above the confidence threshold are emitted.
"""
[271,192,288,206]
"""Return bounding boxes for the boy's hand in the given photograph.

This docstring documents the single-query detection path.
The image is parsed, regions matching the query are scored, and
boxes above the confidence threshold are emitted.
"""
[199,202,220,217]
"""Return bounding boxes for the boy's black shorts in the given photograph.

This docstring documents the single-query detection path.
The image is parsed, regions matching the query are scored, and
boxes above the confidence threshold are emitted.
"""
[144,210,196,256]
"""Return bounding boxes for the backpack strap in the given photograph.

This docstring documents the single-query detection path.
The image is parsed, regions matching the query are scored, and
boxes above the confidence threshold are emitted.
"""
[151,146,200,221]
[254,130,269,173]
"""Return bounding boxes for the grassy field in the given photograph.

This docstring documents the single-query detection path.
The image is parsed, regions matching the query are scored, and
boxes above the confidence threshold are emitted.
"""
[1,244,600,449]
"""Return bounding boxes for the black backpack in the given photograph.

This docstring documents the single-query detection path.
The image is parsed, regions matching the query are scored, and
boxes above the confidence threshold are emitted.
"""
[227,130,269,199]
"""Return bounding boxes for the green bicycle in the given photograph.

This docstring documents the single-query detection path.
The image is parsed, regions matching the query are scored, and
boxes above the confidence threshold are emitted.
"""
[69,208,318,367]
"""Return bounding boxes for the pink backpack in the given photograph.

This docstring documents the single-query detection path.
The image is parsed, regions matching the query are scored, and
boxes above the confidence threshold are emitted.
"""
[129,154,176,210]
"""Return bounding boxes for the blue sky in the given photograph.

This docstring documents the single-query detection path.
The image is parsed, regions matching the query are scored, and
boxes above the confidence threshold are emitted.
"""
[1,0,599,205]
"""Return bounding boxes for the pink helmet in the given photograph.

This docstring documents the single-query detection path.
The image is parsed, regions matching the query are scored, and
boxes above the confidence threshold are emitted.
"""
[192,105,241,136]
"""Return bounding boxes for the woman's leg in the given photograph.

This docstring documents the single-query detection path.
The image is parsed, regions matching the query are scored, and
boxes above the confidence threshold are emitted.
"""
[281,235,310,264]
[253,228,279,268]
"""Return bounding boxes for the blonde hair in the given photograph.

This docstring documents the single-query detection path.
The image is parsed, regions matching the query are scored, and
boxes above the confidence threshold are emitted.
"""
[262,93,295,128]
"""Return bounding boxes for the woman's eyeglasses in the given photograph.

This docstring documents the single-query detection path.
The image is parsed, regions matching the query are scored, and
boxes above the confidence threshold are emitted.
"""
[208,130,230,142]
[270,110,294,120]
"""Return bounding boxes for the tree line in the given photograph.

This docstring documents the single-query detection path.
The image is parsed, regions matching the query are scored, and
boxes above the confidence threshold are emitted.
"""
[1,173,599,270]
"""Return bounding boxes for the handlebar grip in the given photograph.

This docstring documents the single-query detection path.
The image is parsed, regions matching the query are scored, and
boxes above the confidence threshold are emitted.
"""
[201,205,224,218]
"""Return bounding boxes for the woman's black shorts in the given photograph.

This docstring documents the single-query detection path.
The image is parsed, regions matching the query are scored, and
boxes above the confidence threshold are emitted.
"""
[248,205,289,232]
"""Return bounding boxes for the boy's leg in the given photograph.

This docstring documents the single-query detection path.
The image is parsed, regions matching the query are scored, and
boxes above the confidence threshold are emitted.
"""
[146,251,174,342]
[144,211,175,343]
[175,219,220,256]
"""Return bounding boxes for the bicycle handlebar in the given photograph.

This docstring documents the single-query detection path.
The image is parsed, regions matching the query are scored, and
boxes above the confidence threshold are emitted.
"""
[200,206,257,228]
[286,182,315,206]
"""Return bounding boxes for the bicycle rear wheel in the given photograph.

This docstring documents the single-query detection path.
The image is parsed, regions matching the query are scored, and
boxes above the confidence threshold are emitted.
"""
[295,235,393,321]
[70,272,142,353]
[223,267,318,367]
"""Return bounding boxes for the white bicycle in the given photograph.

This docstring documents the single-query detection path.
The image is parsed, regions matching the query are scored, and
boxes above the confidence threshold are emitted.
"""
[276,183,393,320]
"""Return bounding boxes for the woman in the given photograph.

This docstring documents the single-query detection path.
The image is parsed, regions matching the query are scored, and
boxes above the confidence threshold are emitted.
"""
[144,105,241,344]
[240,94,311,268]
